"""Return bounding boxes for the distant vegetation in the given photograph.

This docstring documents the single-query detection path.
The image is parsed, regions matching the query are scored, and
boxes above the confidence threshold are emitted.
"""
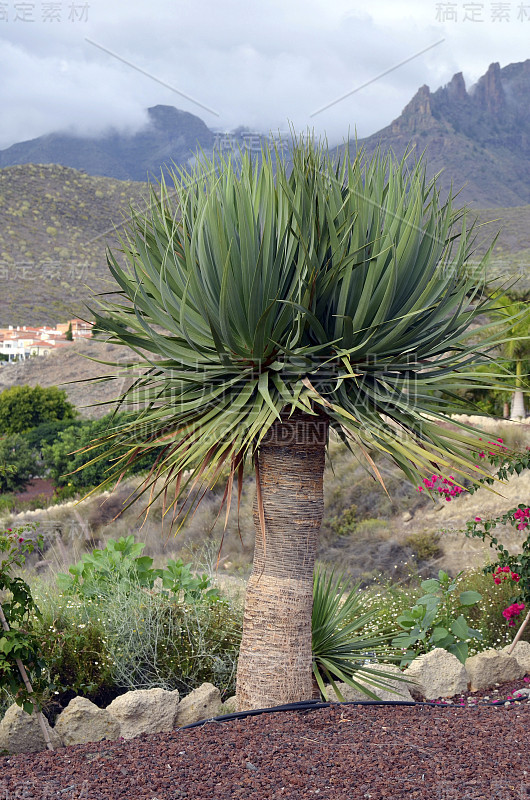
[0,384,161,499]
[0,384,76,434]
[0,164,148,327]
[43,412,164,498]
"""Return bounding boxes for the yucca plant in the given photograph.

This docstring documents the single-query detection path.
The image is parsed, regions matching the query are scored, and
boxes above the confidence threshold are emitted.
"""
[81,137,512,710]
[312,568,407,701]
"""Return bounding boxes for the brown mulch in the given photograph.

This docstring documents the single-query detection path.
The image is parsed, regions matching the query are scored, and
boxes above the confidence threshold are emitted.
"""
[13,478,55,503]
[1,676,529,800]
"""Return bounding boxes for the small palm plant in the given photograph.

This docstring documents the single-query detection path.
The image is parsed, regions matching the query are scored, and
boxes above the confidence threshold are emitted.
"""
[312,568,406,701]
[81,137,511,710]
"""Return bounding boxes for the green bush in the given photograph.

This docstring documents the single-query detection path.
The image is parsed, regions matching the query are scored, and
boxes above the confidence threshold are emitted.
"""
[35,538,238,700]
[56,535,158,598]
[360,565,530,663]
[99,577,241,697]
[0,525,45,714]
[391,570,483,664]
[404,531,443,562]
[22,419,78,457]
[31,568,242,703]
[56,535,221,604]
[456,568,530,649]
[43,412,164,491]
[0,494,16,514]
[0,435,35,492]
[329,505,358,536]
[0,385,76,435]
[33,596,115,702]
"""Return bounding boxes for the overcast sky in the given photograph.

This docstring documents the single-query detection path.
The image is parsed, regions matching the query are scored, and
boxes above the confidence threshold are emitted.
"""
[1,0,529,150]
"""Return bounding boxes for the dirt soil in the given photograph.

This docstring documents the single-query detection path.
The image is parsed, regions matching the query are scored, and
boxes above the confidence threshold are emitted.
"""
[13,478,55,503]
[1,679,529,800]
[392,462,530,574]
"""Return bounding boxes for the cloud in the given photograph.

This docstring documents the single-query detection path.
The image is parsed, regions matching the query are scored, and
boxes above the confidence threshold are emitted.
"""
[0,0,529,150]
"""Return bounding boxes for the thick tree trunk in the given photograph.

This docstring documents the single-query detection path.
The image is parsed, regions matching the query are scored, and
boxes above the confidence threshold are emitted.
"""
[235,411,328,711]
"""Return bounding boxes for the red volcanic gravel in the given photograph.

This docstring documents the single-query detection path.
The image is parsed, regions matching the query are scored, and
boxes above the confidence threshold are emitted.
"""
[1,699,529,800]
[13,478,55,503]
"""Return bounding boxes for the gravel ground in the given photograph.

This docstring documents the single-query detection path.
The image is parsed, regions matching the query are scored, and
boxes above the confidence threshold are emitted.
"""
[1,677,529,800]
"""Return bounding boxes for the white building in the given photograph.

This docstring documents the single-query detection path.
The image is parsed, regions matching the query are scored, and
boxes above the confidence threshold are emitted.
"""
[0,336,33,362]
[0,319,92,363]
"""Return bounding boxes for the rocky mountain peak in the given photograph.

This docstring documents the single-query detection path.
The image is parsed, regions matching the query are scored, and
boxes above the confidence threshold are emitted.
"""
[357,59,530,207]
[471,62,506,114]
[445,71,467,103]
[391,84,436,134]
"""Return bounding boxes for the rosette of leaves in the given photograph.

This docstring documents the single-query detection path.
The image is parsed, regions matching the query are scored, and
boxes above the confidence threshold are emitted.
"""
[312,568,407,700]
[83,139,509,520]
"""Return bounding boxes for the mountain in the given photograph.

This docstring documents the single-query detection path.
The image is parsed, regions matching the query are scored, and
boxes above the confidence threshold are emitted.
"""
[3,59,530,207]
[354,60,530,208]
[2,61,530,329]
[0,105,215,181]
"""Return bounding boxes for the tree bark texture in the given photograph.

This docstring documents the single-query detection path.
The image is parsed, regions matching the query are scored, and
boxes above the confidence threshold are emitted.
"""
[235,411,328,711]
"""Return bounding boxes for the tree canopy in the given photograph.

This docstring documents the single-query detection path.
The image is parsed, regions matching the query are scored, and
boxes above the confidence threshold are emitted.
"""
[80,139,513,523]
[0,385,76,435]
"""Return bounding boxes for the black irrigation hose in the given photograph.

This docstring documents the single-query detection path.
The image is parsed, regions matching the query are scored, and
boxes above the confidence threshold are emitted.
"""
[180,696,523,730]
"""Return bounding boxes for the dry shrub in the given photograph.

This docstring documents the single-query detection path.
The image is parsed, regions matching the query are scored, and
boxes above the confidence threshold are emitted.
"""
[404,531,443,562]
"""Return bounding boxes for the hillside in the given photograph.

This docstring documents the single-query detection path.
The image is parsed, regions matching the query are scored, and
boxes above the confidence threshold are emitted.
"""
[0,163,149,326]
[0,106,215,181]
[473,204,530,294]
[355,60,530,209]
[0,338,134,419]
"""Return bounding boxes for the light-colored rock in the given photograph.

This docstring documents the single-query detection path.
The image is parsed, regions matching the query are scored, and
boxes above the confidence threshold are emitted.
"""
[220,695,237,714]
[174,683,222,727]
[325,665,414,702]
[465,649,526,691]
[54,697,121,746]
[403,648,468,699]
[402,511,413,522]
[501,641,530,675]
[0,703,62,754]
[106,688,180,740]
